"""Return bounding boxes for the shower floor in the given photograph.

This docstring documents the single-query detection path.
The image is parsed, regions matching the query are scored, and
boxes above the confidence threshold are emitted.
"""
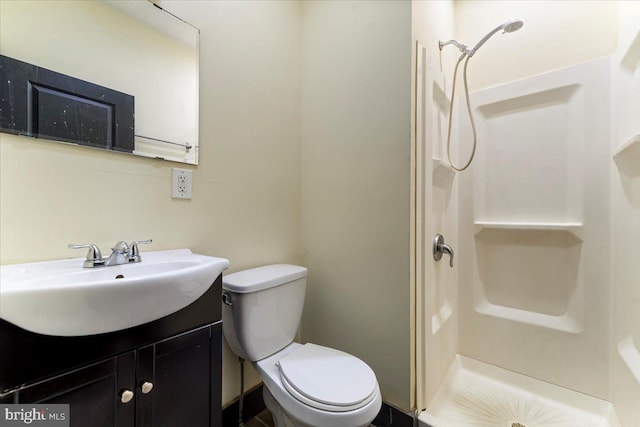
[419,356,620,427]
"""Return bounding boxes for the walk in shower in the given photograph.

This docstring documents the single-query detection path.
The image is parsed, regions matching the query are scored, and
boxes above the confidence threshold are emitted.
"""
[413,2,640,426]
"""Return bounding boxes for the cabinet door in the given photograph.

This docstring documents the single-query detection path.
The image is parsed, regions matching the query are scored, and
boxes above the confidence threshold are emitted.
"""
[16,352,136,427]
[136,324,221,427]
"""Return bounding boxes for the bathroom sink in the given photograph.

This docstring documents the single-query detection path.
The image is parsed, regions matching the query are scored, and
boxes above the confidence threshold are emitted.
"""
[0,249,229,336]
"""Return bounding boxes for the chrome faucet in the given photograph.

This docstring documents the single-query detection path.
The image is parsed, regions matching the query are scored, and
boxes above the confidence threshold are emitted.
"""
[105,241,131,266]
[69,240,152,268]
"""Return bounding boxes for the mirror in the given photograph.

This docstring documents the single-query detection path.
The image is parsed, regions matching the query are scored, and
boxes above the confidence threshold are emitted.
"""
[0,0,199,164]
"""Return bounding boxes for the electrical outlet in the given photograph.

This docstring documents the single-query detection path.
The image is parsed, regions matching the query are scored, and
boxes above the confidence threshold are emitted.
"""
[171,168,193,199]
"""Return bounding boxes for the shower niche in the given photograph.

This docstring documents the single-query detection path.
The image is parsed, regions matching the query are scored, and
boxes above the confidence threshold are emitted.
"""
[473,227,583,332]
[613,133,640,178]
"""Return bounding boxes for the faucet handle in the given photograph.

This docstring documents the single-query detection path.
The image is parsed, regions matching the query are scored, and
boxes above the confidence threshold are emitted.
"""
[68,243,104,268]
[129,239,152,262]
[433,234,454,268]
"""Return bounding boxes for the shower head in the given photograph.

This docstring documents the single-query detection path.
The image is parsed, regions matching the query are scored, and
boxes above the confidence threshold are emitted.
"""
[466,19,524,58]
[502,20,524,33]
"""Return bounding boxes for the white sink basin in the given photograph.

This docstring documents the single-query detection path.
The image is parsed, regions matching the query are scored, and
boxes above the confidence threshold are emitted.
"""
[0,249,229,336]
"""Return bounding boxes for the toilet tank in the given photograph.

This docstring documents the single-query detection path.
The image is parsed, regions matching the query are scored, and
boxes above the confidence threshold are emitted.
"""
[222,264,307,361]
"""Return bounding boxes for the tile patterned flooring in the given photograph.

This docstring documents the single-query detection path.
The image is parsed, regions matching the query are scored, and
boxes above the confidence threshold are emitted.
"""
[244,409,275,427]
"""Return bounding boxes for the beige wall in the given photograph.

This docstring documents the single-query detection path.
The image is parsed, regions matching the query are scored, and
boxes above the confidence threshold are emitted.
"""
[299,0,412,410]
[455,0,618,91]
[0,0,302,406]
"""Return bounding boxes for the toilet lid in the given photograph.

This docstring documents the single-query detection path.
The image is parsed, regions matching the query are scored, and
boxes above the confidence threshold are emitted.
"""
[277,343,377,412]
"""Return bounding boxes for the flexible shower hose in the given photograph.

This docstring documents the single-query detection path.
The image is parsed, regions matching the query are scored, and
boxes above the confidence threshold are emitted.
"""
[446,55,477,172]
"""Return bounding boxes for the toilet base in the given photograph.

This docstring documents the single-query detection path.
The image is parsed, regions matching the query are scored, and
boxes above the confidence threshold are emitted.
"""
[263,385,374,427]
[263,385,306,427]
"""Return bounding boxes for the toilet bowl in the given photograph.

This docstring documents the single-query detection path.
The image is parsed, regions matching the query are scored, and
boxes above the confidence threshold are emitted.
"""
[256,342,381,427]
[221,264,382,427]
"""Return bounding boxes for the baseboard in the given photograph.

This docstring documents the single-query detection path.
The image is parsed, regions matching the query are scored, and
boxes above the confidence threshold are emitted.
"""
[222,383,266,427]
[221,382,415,427]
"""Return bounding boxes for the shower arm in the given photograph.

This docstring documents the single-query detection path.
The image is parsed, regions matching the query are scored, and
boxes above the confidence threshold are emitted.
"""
[438,39,468,53]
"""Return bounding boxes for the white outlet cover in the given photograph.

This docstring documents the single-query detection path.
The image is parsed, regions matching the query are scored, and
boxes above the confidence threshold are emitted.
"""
[172,168,193,199]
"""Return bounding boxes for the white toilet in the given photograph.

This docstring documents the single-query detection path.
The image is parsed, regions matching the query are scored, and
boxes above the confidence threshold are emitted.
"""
[222,264,382,427]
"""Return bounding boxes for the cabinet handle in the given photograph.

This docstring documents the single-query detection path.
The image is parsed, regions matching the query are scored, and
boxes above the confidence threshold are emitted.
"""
[141,381,154,394]
[120,389,134,404]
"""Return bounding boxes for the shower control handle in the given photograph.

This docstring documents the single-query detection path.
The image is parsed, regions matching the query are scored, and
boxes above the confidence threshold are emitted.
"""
[433,234,454,268]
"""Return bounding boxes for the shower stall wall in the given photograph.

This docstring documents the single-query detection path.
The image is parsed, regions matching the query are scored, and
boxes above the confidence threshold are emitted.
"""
[610,2,640,425]
[415,2,640,426]
[456,57,611,400]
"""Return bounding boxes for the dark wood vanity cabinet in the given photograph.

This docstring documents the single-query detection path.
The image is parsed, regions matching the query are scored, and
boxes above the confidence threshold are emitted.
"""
[0,277,223,427]
[136,325,220,427]
[9,325,221,427]
[14,352,136,427]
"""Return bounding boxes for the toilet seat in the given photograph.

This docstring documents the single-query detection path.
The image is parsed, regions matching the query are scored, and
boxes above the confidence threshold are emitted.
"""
[277,343,378,412]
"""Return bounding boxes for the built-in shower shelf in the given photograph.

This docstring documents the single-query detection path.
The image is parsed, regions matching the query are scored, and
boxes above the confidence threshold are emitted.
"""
[613,133,640,177]
[474,221,583,239]
[432,158,456,188]
[618,335,640,387]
